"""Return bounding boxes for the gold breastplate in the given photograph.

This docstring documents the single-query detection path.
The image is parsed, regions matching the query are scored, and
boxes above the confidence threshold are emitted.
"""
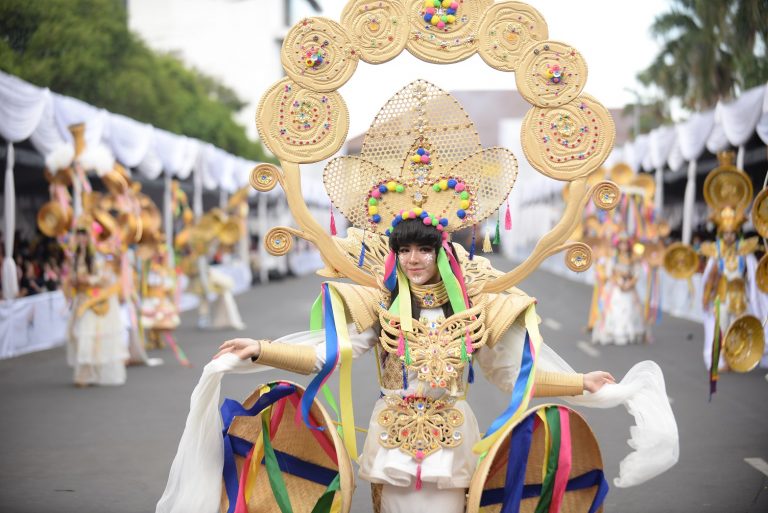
[377,296,487,392]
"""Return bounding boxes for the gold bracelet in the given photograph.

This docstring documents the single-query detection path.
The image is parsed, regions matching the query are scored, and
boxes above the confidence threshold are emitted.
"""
[254,342,317,375]
[533,370,584,397]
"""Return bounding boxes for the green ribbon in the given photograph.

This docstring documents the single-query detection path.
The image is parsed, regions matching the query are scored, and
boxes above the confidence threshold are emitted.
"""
[310,473,341,513]
[534,406,562,513]
[436,248,467,315]
[262,413,294,513]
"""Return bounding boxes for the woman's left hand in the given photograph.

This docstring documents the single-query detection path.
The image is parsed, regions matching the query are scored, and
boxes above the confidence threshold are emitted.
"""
[583,371,616,393]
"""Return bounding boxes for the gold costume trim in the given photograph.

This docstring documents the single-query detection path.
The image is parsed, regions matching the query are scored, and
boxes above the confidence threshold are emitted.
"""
[255,342,317,375]
[533,371,584,397]
[410,281,449,309]
[377,394,464,459]
[482,292,536,348]
[327,282,385,333]
[75,282,121,318]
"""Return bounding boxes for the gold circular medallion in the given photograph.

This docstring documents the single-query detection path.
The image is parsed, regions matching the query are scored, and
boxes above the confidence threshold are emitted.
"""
[723,314,765,373]
[265,227,293,256]
[703,162,753,214]
[477,1,548,72]
[250,163,280,192]
[756,253,768,293]
[256,78,349,164]
[281,17,359,92]
[405,0,491,64]
[565,242,592,272]
[516,40,587,107]
[591,181,620,210]
[521,94,615,181]
[341,0,408,64]
[662,242,698,279]
[37,201,71,237]
[751,187,768,238]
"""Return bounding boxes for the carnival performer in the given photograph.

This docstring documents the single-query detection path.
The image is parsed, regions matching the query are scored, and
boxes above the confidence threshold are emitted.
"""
[141,244,181,350]
[592,234,647,345]
[699,209,765,370]
[157,81,678,513]
[67,222,127,386]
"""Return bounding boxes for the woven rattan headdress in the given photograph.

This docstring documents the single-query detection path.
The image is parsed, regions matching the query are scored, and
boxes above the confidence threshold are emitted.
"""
[252,0,620,292]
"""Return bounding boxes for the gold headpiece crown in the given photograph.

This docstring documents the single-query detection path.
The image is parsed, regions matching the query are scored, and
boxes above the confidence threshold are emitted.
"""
[323,80,518,235]
[713,205,745,233]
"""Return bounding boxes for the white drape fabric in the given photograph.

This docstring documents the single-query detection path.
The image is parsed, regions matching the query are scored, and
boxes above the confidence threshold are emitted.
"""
[3,143,18,299]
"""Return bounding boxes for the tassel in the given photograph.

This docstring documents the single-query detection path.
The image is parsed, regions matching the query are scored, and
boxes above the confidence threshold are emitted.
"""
[397,329,405,357]
[493,214,501,245]
[482,230,492,253]
[468,358,475,383]
[469,224,476,260]
[357,241,366,267]
[401,360,408,390]
[504,199,512,230]
[415,463,423,491]
[329,206,337,236]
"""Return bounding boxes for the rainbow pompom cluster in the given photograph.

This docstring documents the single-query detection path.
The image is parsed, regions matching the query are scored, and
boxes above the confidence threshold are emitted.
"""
[422,0,459,30]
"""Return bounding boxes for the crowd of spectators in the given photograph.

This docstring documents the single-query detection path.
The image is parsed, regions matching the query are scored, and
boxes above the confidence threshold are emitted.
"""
[0,231,65,298]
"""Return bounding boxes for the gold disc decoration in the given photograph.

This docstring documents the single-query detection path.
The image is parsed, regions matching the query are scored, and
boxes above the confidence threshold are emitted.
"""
[521,94,615,181]
[405,0,491,64]
[756,253,768,293]
[250,163,280,193]
[662,242,698,279]
[608,162,633,186]
[37,201,71,237]
[723,314,765,373]
[515,40,587,107]
[340,0,409,64]
[281,17,359,92]
[265,227,293,256]
[565,242,592,272]
[751,187,768,238]
[477,1,548,72]
[256,78,349,164]
[703,152,753,214]
[630,172,656,206]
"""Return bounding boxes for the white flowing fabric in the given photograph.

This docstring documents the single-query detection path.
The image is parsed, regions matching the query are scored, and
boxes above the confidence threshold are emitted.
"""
[3,143,18,299]
[156,332,324,513]
[718,84,766,147]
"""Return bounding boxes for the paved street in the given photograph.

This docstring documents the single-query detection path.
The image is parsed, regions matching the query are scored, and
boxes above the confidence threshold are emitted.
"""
[1,259,767,512]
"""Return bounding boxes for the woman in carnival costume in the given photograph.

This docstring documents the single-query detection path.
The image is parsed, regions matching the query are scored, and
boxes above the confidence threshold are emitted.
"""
[67,215,127,386]
[158,80,678,513]
[592,233,647,345]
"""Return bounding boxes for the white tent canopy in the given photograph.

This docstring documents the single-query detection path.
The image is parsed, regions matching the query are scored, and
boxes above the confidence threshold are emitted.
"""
[0,70,281,299]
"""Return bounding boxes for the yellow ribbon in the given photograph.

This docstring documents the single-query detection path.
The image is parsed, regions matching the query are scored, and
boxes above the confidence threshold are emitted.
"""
[396,265,413,334]
[536,409,550,482]
[244,385,271,504]
[329,287,358,461]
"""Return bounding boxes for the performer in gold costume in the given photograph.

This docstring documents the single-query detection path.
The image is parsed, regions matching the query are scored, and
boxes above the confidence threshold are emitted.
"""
[158,4,678,512]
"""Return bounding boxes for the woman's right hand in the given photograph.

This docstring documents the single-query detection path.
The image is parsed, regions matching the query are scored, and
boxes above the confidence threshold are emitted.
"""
[214,338,264,360]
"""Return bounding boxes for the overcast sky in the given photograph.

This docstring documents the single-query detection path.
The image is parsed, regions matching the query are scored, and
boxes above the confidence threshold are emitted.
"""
[129,0,669,139]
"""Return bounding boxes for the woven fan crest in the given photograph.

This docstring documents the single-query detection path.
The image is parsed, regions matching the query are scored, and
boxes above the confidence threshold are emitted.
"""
[323,80,518,235]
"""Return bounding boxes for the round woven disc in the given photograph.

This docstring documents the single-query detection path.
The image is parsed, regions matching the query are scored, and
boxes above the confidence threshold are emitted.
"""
[521,94,615,181]
[256,78,349,164]
[341,0,409,64]
[250,163,280,193]
[662,242,698,280]
[751,188,768,239]
[703,167,754,213]
[757,253,768,293]
[265,227,293,256]
[515,40,587,107]
[281,17,359,92]
[565,242,592,272]
[405,0,491,64]
[723,314,765,373]
[477,1,548,72]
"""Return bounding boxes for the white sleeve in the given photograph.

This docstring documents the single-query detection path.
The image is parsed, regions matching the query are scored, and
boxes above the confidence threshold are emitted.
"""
[474,321,527,394]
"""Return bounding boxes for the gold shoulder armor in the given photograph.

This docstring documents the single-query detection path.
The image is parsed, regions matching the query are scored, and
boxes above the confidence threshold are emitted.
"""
[479,290,535,348]
[326,282,385,333]
[739,236,759,256]
[699,241,717,259]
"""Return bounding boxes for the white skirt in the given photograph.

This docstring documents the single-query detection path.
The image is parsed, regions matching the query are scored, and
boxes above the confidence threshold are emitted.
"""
[67,295,128,385]
[592,284,646,345]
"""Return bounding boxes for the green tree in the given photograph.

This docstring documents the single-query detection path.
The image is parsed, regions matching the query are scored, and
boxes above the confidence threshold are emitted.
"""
[0,0,271,162]
[639,0,768,110]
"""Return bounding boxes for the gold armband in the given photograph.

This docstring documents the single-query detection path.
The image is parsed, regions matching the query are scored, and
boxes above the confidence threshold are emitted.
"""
[254,342,317,375]
[533,371,584,397]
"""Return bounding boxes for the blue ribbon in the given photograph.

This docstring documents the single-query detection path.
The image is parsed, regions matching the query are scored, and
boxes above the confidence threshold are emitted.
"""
[482,469,609,513]
[221,384,296,513]
[500,413,536,513]
[484,332,534,438]
[265,450,339,487]
[300,283,339,430]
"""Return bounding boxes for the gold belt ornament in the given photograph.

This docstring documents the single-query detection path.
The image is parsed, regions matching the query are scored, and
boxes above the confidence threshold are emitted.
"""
[76,282,121,317]
[377,394,464,460]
